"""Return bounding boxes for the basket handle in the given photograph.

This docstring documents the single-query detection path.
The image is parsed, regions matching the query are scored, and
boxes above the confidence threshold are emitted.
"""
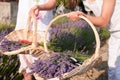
[24,15,31,40]
[24,14,37,48]
[44,13,100,59]
[32,14,37,48]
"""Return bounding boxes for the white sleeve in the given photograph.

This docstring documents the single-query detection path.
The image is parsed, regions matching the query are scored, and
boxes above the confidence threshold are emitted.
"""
[82,0,92,12]
[83,0,101,16]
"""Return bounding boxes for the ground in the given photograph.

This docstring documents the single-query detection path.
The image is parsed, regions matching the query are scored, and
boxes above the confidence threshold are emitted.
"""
[69,40,108,80]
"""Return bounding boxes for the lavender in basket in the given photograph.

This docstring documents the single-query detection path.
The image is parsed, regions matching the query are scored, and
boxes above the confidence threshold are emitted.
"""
[29,52,79,79]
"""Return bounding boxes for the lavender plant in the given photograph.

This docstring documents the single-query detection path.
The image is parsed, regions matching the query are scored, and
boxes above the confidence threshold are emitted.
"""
[48,19,95,55]
[0,27,23,80]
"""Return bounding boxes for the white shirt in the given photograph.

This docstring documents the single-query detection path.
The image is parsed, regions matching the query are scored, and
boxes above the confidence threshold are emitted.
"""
[15,0,53,32]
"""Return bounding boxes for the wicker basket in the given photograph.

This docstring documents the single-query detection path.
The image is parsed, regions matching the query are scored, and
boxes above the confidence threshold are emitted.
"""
[33,13,101,80]
[0,15,45,55]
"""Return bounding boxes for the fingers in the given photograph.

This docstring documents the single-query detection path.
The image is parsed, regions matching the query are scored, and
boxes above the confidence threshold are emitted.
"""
[35,9,39,16]
[29,5,39,18]
[67,11,84,21]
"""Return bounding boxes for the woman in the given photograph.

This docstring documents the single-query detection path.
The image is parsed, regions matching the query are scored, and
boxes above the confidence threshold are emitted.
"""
[15,0,56,80]
[67,0,120,80]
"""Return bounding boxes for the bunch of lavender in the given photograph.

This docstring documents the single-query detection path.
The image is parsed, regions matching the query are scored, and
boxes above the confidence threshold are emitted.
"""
[29,52,78,79]
[0,27,31,53]
[0,38,22,52]
[0,38,31,53]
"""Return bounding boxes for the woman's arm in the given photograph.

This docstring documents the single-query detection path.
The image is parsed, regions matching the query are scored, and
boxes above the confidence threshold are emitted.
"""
[29,0,56,17]
[37,0,56,10]
[86,0,115,27]
[68,0,115,28]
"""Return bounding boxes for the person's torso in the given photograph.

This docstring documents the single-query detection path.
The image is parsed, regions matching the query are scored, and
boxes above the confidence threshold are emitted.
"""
[83,0,120,32]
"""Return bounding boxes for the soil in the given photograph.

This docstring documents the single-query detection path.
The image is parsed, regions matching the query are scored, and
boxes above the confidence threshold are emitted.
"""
[69,40,108,80]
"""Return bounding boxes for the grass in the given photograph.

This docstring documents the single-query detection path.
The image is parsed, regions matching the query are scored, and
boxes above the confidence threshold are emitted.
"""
[0,24,15,31]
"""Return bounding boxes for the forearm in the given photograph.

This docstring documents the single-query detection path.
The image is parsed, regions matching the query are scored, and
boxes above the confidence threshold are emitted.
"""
[84,0,115,28]
[38,0,56,10]
[85,14,108,28]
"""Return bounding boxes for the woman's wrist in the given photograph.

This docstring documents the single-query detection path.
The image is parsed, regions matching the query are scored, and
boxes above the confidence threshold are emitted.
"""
[37,5,41,11]
[82,13,88,18]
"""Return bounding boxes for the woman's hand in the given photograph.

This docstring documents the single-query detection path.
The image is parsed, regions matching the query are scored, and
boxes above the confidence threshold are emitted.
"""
[67,11,85,21]
[29,5,40,18]
[88,0,95,2]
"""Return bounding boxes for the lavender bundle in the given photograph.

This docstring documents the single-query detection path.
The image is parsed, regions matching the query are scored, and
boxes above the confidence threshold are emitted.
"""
[29,52,79,79]
[0,38,22,52]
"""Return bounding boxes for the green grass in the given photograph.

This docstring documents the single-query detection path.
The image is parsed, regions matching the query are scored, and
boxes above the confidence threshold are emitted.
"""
[0,24,15,31]
[62,51,91,62]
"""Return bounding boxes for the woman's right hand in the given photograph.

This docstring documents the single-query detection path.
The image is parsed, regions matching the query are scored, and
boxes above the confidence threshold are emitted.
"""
[29,5,40,18]
[67,11,85,21]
